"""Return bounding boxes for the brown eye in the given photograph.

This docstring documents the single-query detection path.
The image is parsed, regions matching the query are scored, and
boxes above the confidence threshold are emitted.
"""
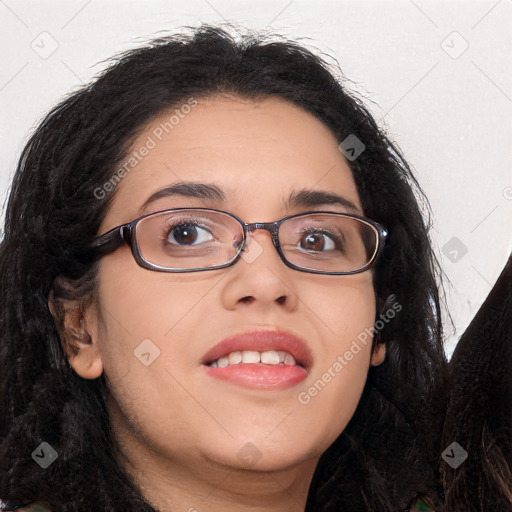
[300,231,336,252]
[166,223,213,246]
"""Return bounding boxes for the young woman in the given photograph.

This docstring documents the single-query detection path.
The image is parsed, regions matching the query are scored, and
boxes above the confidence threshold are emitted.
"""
[0,26,448,511]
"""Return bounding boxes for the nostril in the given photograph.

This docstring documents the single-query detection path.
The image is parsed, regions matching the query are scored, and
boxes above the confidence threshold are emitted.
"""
[276,296,286,305]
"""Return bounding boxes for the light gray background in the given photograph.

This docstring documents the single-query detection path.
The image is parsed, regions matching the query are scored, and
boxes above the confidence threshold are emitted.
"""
[1,0,511,358]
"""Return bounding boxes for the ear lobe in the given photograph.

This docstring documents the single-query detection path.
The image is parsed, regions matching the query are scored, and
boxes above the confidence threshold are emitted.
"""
[371,343,386,366]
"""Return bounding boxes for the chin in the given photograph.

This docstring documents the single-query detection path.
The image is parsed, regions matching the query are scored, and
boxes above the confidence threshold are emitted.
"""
[202,437,320,473]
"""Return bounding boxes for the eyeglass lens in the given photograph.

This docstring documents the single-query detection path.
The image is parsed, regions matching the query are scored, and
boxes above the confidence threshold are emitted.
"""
[134,210,378,272]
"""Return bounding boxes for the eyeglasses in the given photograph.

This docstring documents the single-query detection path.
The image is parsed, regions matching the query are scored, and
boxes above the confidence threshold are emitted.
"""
[87,208,388,275]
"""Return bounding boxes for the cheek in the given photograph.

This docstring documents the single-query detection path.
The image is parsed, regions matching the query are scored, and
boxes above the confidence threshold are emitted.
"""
[95,255,211,347]
[307,274,376,343]
[92,260,218,426]
[91,261,172,386]
[296,277,376,436]
[92,278,200,455]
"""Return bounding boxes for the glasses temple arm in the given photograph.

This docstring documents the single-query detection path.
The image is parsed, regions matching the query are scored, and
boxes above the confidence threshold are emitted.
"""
[85,226,127,259]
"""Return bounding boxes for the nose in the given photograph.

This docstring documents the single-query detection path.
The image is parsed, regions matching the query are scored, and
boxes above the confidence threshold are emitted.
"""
[220,227,299,312]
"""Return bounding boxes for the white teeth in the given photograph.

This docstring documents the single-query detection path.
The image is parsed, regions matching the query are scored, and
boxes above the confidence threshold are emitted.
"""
[260,350,281,364]
[284,353,296,365]
[228,351,242,365]
[217,356,229,368]
[242,351,260,364]
[208,350,297,367]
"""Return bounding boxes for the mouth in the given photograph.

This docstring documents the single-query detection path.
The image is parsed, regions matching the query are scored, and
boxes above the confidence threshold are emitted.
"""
[206,349,305,368]
[200,329,313,390]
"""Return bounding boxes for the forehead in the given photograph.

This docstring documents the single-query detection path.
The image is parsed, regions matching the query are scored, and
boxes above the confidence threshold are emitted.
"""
[102,95,362,226]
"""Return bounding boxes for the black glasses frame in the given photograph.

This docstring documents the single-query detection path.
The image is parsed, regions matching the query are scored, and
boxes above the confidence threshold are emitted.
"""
[87,207,388,275]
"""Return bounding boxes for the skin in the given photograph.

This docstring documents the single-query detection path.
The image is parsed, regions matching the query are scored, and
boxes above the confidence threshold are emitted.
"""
[57,95,386,512]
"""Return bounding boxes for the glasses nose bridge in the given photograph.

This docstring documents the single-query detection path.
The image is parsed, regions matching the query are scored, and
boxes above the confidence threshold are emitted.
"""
[245,221,280,244]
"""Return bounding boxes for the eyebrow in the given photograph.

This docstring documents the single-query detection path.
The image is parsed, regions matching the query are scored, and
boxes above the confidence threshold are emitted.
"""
[140,182,225,211]
[287,189,360,213]
[140,181,360,213]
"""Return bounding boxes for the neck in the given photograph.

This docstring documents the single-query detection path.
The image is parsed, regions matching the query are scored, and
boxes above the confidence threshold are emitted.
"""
[133,455,317,512]
[108,401,319,512]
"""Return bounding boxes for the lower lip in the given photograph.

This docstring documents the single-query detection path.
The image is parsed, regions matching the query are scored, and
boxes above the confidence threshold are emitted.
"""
[202,363,308,390]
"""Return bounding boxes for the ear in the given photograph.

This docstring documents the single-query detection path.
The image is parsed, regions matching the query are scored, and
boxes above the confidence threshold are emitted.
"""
[370,296,386,366]
[48,289,103,380]
[370,342,386,366]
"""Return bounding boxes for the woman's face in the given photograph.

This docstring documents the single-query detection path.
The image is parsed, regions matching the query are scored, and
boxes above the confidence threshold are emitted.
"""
[73,95,384,476]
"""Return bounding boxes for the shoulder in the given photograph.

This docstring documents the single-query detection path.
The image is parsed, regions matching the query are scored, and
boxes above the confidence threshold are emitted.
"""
[406,495,436,511]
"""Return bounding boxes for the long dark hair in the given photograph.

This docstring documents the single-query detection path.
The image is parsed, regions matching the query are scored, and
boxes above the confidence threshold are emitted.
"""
[440,253,512,511]
[0,25,447,511]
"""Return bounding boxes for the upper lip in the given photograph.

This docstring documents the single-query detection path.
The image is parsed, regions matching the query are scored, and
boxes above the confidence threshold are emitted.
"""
[201,329,314,369]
